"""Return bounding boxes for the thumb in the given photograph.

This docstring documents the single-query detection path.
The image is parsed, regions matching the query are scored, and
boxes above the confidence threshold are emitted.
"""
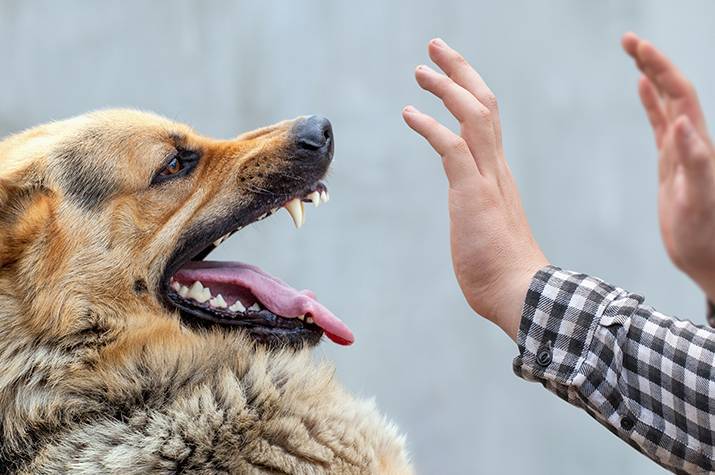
[674,115,713,175]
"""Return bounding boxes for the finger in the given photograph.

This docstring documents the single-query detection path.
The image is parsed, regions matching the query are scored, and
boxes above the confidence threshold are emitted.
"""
[621,32,640,57]
[638,75,668,148]
[402,105,481,187]
[427,38,503,147]
[622,32,648,71]
[637,41,692,98]
[674,115,713,176]
[635,41,708,133]
[660,129,679,185]
[415,64,499,175]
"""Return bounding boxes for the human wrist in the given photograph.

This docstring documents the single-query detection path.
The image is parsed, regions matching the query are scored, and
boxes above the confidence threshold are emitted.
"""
[493,258,549,342]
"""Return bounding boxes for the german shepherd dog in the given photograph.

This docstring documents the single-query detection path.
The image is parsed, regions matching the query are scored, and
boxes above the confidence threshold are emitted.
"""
[0,110,412,474]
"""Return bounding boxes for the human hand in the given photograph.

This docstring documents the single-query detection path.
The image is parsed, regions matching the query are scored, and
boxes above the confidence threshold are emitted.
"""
[622,33,715,302]
[402,38,548,340]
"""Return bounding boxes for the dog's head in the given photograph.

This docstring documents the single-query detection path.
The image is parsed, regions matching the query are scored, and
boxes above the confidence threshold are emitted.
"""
[0,109,353,350]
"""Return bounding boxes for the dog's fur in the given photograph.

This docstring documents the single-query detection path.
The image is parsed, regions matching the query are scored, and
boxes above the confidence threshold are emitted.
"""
[0,110,412,474]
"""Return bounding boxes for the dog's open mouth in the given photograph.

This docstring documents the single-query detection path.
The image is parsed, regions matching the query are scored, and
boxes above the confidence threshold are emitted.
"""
[160,181,354,348]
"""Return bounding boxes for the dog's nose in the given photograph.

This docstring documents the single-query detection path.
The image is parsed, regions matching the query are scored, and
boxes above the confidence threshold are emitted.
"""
[293,115,333,151]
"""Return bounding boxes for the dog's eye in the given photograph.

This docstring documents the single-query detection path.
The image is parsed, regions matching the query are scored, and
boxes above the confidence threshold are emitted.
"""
[151,149,200,185]
[161,157,183,176]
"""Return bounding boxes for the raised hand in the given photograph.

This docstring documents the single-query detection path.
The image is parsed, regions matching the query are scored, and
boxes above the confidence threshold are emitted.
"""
[623,33,715,302]
[402,38,548,340]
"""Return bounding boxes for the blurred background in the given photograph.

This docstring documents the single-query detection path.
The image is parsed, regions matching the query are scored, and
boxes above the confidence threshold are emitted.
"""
[1,1,713,472]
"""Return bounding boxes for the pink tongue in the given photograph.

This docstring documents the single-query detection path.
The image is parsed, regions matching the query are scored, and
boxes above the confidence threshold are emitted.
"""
[174,261,354,345]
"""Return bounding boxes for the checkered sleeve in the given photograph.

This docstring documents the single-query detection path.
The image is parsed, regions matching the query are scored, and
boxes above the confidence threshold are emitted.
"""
[513,265,715,474]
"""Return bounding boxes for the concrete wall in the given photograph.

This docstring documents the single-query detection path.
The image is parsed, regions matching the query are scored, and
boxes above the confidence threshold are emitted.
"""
[2,1,713,472]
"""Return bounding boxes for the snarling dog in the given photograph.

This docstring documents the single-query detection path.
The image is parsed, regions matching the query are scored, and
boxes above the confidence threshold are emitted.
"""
[0,110,412,474]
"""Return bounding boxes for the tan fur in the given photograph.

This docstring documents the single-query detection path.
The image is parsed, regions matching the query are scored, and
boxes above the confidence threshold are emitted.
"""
[0,110,412,474]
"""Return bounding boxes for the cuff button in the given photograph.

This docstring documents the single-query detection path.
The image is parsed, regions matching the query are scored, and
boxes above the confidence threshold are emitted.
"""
[536,345,553,367]
[620,417,635,431]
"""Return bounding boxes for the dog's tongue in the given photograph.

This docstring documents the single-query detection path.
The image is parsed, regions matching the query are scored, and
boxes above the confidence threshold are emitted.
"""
[175,261,354,345]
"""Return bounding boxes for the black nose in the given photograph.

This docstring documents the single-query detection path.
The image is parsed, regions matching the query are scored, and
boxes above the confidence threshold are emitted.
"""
[293,115,333,151]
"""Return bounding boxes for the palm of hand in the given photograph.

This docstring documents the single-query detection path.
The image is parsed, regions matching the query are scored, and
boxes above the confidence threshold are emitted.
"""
[623,33,715,299]
[658,134,715,283]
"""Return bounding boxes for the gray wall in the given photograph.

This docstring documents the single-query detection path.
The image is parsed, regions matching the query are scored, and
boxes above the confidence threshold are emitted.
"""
[2,1,712,473]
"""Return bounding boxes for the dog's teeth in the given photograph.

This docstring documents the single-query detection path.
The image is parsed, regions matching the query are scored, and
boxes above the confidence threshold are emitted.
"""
[188,281,204,298]
[297,314,305,321]
[307,191,320,207]
[284,198,304,228]
[249,302,261,311]
[306,316,314,324]
[171,281,181,292]
[213,233,231,247]
[320,190,328,203]
[188,281,208,302]
[201,287,212,302]
[229,300,246,312]
[178,285,189,298]
[209,294,227,308]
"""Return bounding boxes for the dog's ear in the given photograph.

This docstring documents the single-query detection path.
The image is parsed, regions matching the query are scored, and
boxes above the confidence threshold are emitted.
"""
[0,161,47,207]
[0,160,52,262]
[0,128,52,205]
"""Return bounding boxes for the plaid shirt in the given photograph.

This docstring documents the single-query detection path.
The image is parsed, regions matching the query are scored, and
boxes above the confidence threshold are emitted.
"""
[513,266,715,474]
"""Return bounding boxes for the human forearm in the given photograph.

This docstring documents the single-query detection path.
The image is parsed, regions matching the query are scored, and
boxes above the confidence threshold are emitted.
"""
[515,266,715,473]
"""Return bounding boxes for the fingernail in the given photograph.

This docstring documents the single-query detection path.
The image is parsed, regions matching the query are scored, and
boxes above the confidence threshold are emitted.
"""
[403,105,418,114]
[416,64,433,73]
[432,38,446,48]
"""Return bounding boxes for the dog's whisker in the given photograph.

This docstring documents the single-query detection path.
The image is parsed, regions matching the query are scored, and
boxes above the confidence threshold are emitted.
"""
[244,184,276,195]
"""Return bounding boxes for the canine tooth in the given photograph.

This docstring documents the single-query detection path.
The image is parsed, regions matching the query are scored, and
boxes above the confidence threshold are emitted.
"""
[171,281,181,292]
[214,233,232,247]
[284,198,304,228]
[249,302,261,311]
[306,316,314,324]
[178,285,189,298]
[209,294,227,308]
[307,191,320,207]
[229,300,246,312]
[320,190,328,203]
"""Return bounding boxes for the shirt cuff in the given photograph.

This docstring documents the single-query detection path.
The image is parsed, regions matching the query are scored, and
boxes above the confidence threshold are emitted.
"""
[512,265,632,385]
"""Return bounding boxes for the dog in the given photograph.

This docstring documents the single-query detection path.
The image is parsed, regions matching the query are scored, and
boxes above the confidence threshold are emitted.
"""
[0,110,412,474]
